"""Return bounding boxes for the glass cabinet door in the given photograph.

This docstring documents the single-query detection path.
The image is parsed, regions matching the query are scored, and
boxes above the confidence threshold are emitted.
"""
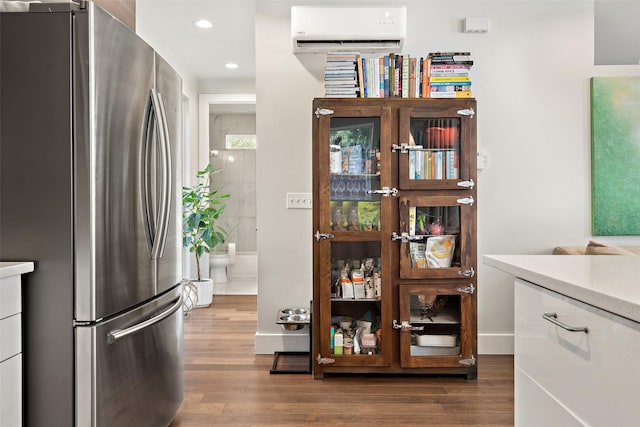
[314,104,392,369]
[397,101,476,191]
[317,240,390,367]
[329,116,383,233]
[397,283,475,369]
[397,194,475,280]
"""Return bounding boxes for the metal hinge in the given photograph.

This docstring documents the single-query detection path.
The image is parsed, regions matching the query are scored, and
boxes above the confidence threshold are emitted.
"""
[391,143,423,153]
[317,354,336,365]
[459,354,476,366]
[456,196,474,206]
[457,268,475,278]
[315,108,334,118]
[457,108,475,118]
[457,284,475,294]
[314,231,334,241]
[456,179,475,189]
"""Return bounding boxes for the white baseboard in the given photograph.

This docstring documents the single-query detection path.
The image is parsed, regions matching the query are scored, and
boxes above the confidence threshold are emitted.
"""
[478,333,514,355]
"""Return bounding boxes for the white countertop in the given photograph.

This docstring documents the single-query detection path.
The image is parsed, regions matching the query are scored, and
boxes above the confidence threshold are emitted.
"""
[484,255,640,323]
[0,262,34,279]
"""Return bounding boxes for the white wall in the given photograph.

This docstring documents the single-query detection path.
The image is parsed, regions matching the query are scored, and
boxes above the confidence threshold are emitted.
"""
[255,0,640,354]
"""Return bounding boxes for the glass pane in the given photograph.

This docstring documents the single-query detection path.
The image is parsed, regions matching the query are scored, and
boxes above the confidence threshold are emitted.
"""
[409,292,462,357]
[329,241,382,356]
[225,134,257,149]
[329,117,381,232]
[408,117,461,180]
[408,205,461,269]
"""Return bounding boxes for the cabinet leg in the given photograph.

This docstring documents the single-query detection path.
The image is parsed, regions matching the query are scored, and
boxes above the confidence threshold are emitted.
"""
[466,366,478,380]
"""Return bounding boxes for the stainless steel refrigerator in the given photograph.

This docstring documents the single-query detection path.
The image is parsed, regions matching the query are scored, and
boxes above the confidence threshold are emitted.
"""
[0,2,184,426]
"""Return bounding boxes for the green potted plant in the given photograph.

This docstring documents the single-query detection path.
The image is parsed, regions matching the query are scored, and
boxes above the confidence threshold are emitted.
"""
[182,164,229,307]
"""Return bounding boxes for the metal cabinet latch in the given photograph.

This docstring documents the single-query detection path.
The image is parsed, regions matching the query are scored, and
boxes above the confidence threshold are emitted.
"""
[393,320,424,331]
[391,144,424,153]
[368,187,398,197]
[314,231,334,241]
[391,232,423,243]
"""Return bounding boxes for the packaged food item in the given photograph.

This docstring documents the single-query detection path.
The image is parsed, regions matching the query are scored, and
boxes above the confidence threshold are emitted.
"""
[340,275,354,299]
[425,235,456,268]
[410,242,428,269]
[330,144,342,173]
[352,269,365,299]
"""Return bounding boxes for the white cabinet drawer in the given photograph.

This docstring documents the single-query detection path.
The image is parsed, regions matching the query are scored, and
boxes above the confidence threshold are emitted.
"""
[515,278,640,427]
[0,354,22,427]
[0,274,21,319]
[515,367,583,427]
[0,313,21,362]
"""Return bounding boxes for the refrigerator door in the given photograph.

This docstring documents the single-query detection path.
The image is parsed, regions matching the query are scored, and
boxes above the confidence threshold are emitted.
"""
[155,53,183,294]
[75,3,157,321]
[75,285,184,427]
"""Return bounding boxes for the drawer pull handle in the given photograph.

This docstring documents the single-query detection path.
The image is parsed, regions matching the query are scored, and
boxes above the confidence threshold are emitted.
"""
[542,312,589,333]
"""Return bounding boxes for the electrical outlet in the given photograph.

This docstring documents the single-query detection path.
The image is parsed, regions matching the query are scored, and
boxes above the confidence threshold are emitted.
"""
[286,192,312,209]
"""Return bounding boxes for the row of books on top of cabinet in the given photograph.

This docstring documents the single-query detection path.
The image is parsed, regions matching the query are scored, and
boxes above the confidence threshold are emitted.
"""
[409,150,459,180]
[324,51,474,99]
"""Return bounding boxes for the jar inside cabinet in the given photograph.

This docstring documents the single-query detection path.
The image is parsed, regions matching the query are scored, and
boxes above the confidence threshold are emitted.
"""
[398,283,475,369]
[397,101,476,191]
[398,195,475,279]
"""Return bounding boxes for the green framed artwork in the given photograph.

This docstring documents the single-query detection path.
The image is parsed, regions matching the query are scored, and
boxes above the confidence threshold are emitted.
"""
[590,76,640,235]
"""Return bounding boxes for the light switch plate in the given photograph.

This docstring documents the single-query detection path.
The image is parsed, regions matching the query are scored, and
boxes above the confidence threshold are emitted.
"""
[286,192,312,209]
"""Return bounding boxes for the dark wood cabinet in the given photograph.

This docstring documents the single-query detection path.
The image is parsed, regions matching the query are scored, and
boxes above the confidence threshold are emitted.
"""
[312,98,477,379]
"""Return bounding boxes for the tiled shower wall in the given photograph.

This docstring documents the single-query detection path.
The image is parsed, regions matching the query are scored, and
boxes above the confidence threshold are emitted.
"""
[209,114,257,252]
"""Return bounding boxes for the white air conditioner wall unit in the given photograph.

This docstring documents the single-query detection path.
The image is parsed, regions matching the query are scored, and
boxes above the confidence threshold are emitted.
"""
[291,6,406,53]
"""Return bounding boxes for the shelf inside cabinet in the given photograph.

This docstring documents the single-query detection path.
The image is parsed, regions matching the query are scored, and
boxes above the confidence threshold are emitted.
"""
[410,307,460,324]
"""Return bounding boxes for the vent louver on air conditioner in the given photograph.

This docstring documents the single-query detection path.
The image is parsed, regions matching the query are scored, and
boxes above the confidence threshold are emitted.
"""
[291,6,406,53]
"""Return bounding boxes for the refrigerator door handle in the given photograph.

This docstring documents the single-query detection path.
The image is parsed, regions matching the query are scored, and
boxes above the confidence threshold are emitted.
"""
[155,91,172,258]
[107,294,182,344]
[142,88,171,260]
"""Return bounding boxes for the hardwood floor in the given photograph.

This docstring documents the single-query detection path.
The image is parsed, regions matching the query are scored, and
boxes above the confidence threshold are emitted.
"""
[170,295,514,426]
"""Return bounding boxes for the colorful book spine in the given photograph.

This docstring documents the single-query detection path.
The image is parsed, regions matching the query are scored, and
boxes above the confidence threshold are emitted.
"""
[383,55,390,98]
[430,76,471,82]
[409,150,415,180]
[430,91,473,98]
[402,54,410,98]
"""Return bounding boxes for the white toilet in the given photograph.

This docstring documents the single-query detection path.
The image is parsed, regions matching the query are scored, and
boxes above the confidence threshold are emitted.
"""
[209,243,236,283]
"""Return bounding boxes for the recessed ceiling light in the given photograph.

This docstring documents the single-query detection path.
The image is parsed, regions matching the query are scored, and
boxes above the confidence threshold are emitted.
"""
[225,62,239,70]
[195,19,212,29]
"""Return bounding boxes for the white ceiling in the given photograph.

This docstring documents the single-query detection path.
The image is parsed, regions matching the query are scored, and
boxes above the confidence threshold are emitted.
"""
[136,0,256,82]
